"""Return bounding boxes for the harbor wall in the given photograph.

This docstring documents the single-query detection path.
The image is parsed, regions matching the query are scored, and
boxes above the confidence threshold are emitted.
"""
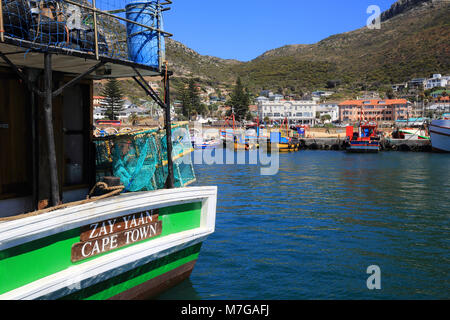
[299,138,432,152]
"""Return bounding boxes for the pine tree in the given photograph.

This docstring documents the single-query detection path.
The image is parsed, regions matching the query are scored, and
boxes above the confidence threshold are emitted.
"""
[102,79,124,120]
[229,77,250,122]
[180,78,201,120]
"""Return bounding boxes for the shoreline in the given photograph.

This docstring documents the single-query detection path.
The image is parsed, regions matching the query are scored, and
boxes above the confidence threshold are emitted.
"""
[298,138,432,152]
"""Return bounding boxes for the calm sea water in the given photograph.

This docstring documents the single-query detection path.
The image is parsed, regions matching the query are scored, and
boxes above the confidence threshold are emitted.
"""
[158,150,449,300]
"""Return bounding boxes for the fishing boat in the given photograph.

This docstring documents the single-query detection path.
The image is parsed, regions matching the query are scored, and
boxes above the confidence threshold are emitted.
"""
[194,139,222,150]
[266,132,298,153]
[233,135,257,151]
[429,119,450,152]
[0,0,216,300]
[398,128,430,140]
[264,118,300,153]
[345,121,381,153]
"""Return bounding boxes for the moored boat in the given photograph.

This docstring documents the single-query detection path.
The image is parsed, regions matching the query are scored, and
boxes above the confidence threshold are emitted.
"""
[0,0,216,300]
[346,121,381,153]
[194,138,222,150]
[429,119,450,152]
[0,186,217,300]
[266,132,298,153]
[399,128,430,140]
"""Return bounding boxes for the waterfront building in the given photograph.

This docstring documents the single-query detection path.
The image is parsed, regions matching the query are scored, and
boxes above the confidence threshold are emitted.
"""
[93,96,105,107]
[257,99,317,125]
[255,96,269,104]
[317,102,340,122]
[428,97,450,114]
[339,99,412,123]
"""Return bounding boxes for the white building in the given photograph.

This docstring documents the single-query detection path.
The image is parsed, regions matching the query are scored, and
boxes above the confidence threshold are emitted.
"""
[94,107,105,120]
[257,99,317,125]
[312,91,334,98]
[93,103,149,121]
[317,103,340,122]
[426,74,449,89]
[118,105,147,120]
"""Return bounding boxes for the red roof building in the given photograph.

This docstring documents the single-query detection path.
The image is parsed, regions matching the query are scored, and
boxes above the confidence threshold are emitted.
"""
[339,99,411,123]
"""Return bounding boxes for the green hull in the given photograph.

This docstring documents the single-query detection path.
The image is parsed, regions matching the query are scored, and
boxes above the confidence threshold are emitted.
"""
[62,243,202,300]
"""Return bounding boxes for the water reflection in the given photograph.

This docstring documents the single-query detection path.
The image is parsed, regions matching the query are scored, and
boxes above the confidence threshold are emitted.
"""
[155,279,201,300]
[179,151,449,299]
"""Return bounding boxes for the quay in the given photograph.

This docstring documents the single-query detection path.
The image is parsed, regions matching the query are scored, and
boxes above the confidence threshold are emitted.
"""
[299,138,432,152]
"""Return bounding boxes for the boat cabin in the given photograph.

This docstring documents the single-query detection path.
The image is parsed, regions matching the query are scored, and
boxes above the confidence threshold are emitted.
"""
[0,67,95,218]
[0,0,173,219]
[347,121,379,141]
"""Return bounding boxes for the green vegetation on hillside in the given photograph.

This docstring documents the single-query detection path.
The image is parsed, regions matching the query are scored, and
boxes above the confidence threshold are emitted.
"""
[166,1,450,98]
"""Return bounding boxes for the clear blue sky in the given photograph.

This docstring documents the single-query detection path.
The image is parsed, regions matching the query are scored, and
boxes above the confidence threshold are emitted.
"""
[163,0,397,61]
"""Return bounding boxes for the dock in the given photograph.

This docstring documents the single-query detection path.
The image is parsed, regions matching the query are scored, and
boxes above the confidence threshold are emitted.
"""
[299,138,432,152]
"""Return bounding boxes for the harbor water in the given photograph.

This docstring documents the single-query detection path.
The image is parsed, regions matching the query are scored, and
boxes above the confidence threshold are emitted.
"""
[158,150,449,300]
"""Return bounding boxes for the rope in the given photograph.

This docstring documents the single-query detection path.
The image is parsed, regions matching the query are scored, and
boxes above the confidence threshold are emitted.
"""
[0,183,125,223]
[88,181,125,198]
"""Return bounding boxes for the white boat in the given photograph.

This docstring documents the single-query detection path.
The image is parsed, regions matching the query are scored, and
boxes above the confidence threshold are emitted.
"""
[429,120,450,152]
[0,187,217,300]
[0,0,217,300]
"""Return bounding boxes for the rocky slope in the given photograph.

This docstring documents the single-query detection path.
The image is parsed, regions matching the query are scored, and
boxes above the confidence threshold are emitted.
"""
[108,0,449,99]
[227,0,450,93]
[165,38,242,84]
[380,0,436,21]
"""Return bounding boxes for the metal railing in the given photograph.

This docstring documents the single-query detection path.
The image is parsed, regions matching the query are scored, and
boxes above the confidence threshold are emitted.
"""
[0,0,172,70]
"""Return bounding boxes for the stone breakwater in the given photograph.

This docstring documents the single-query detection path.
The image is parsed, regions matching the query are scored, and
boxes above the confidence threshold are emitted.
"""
[299,138,432,152]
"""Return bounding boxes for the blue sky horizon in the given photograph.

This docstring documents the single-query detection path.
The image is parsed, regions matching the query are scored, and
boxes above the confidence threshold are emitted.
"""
[162,0,397,62]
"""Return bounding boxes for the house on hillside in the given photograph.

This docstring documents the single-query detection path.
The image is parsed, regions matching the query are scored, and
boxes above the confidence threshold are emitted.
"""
[408,78,427,90]
[391,83,408,92]
[425,74,449,90]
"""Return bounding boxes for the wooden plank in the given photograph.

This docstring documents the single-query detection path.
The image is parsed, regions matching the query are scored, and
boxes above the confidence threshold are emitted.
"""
[71,210,162,263]
[79,210,159,242]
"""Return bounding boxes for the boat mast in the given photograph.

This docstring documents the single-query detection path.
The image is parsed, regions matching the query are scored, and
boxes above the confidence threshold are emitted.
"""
[163,66,175,189]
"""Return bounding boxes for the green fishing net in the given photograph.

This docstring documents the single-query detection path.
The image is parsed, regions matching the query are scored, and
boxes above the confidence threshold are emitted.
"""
[94,123,195,192]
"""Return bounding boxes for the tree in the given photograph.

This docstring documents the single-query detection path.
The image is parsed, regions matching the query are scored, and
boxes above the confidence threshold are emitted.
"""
[320,114,332,123]
[102,79,124,120]
[229,77,250,122]
[385,87,395,99]
[326,80,341,89]
[180,78,201,120]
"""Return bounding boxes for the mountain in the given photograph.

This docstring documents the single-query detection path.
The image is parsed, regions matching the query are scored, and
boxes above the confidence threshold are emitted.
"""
[166,38,242,85]
[165,0,450,96]
[380,0,435,21]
